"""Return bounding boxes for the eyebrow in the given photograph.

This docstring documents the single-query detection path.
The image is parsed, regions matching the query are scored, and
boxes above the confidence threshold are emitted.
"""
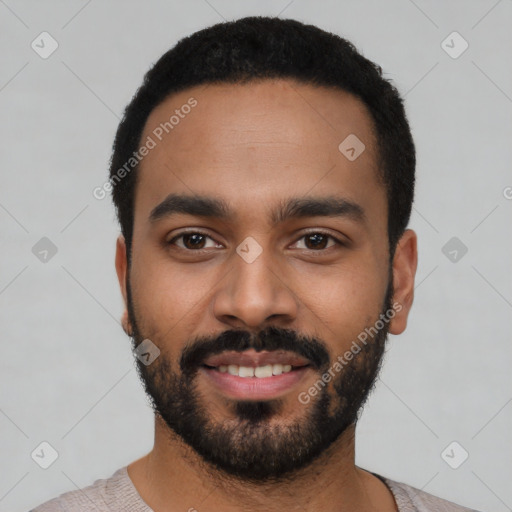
[149,193,366,226]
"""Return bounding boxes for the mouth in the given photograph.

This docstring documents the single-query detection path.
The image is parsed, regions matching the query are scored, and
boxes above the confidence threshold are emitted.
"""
[199,349,312,400]
[205,362,298,377]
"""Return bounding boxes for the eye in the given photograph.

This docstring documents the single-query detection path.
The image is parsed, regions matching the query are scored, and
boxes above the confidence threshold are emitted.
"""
[166,230,344,252]
[292,232,342,251]
[167,231,221,251]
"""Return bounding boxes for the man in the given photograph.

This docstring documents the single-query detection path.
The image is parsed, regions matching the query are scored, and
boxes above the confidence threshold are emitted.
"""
[31,16,481,512]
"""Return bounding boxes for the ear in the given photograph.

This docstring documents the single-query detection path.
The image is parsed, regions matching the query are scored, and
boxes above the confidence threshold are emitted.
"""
[115,235,132,335]
[389,229,418,335]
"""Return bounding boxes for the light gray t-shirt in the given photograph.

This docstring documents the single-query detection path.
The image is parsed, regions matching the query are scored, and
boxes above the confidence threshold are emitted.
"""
[30,466,480,512]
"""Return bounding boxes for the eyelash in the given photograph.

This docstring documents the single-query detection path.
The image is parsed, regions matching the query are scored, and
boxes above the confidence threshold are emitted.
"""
[167,230,345,252]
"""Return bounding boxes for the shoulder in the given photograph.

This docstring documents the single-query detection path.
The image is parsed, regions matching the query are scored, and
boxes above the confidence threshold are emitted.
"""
[29,466,150,512]
[382,476,482,512]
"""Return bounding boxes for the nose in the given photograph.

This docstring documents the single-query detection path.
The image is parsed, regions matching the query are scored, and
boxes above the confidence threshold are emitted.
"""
[212,243,298,330]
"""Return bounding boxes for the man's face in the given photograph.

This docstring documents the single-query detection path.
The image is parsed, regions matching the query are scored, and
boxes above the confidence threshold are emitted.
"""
[117,79,405,481]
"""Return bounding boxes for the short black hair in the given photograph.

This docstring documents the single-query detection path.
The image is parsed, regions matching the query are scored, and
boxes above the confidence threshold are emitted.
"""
[109,16,415,261]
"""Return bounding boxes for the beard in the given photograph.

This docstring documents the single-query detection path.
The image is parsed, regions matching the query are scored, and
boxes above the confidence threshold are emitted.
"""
[126,278,393,483]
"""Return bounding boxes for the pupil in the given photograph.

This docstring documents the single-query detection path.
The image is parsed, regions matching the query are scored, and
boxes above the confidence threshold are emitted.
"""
[307,234,326,249]
[182,234,328,250]
[185,234,205,249]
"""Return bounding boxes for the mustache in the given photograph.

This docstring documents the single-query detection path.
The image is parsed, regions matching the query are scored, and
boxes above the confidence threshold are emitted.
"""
[180,326,330,374]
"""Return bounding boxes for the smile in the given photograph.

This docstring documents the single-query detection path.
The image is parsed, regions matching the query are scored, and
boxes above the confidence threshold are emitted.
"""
[200,349,312,400]
[205,363,294,378]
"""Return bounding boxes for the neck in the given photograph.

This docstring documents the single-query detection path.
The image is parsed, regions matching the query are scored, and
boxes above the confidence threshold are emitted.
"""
[127,415,397,512]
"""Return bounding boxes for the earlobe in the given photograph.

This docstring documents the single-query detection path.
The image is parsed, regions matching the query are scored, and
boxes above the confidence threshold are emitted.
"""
[115,235,132,335]
[389,229,418,335]
[121,309,132,337]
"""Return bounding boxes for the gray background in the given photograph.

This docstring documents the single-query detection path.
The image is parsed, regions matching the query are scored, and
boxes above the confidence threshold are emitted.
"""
[1,1,511,511]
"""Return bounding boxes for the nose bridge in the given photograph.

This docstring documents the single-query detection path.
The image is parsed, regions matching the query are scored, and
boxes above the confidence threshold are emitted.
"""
[213,238,297,328]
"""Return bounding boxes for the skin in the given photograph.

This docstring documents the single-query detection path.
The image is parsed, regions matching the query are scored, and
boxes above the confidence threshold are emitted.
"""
[115,79,417,512]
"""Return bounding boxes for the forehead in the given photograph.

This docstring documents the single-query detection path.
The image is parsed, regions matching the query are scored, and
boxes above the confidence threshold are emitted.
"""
[134,79,385,233]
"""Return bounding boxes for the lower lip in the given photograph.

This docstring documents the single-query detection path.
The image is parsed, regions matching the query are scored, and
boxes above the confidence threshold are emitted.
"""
[200,366,310,400]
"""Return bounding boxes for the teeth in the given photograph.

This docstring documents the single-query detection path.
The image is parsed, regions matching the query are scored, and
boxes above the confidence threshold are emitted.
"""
[215,363,294,377]
[272,364,283,375]
[254,365,273,378]
[238,366,255,378]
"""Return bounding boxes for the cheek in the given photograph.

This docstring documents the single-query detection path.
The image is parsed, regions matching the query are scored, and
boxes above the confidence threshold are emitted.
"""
[130,248,220,331]
[135,274,193,326]
[302,265,387,350]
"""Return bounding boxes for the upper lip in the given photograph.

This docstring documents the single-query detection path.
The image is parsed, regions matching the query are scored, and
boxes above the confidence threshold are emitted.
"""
[203,349,310,368]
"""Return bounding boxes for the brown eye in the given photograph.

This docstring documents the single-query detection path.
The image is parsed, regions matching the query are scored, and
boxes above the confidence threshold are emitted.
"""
[294,232,340,251]
[305,233,329,249]
[182,233,207,249]
[168,232,219,251]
